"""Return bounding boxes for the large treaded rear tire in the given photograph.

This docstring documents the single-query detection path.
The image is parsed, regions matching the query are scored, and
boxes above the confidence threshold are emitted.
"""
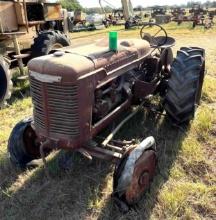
[31,31,70,58]
[164,47,205,123]
[0,56,12,106]
[8,117,41,168]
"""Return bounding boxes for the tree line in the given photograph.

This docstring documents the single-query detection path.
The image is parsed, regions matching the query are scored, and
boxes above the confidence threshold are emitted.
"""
[60,0,216,13]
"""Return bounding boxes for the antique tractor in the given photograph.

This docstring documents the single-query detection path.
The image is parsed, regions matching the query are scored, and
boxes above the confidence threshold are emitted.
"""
[189,4,208,28]
[150,6,171,24]
[171,7,187,24]
[8,23,205,210]
[151,6,167,18]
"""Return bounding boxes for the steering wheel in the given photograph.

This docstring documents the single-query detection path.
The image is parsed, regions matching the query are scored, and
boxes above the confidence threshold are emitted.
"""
[140,23,168,48]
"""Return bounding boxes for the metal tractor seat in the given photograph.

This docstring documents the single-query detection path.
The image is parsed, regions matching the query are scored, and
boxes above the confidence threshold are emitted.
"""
[152,36,176,49]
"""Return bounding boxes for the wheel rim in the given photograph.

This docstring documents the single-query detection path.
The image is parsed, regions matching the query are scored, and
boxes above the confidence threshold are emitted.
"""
[23,125,41,158]
[125,150,157,205]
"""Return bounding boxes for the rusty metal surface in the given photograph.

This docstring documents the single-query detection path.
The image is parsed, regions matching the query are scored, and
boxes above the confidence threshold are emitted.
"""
[30,76,80,139]
[84,145,122,160]
[28,39,151,83]
[28,39,154,151]
[91,98,132,137]
[125,150,157,205]
[133,80,158,99]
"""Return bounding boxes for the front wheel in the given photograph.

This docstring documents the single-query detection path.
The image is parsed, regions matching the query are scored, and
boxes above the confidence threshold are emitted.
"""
[8,117,41,168]
[113,137,157,210]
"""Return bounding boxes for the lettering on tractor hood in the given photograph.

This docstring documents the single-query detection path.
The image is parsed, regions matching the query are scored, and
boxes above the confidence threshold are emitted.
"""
[29,71,62,83]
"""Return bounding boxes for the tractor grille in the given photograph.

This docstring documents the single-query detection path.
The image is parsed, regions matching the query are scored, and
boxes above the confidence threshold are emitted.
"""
[30,77,45,130]
[30,77,80,138]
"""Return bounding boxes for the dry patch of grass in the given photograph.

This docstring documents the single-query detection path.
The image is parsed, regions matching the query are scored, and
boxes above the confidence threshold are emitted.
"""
[202,76,216,103]
[0,98,32,161]
[158,181,215,219]
[0,24,216,219]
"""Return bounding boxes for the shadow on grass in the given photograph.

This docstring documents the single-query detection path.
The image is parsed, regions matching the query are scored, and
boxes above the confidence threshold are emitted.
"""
[0,150,114,219]
[97,110,190,220]
[0,109,189,219]
[7,80,30,106]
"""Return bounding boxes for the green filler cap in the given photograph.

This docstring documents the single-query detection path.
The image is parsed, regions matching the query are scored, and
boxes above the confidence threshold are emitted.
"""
[109,31,118,51]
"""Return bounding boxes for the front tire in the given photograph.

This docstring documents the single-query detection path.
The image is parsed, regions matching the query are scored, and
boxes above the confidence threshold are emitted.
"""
[164,47,205,123]
[113,137,157,209]
[8,117,41,168]
[31,31,70,58]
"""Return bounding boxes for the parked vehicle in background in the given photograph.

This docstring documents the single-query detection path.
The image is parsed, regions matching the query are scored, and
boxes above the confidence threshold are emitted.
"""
[151,6,167,18]
[0,0,70,106]
[150,6,171,24]
[73,9,86,26]
[172,4,214,28]
[99,0,144,29]
[171,7,186,24]
[86,14,107,29]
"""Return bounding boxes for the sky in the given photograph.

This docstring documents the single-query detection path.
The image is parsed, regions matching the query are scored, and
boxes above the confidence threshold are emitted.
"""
[78,0,211,8]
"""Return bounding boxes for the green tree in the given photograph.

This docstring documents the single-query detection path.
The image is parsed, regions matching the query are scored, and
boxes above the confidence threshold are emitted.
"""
[61,0,82,11]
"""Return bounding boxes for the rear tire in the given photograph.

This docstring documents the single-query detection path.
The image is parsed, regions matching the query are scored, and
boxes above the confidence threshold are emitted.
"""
[8,117,41,168]
[31,31,70,58]
[164,47,205,123]
[0,56,12,106]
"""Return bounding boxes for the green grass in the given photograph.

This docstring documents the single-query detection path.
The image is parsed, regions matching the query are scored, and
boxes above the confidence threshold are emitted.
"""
[0,22,216,219]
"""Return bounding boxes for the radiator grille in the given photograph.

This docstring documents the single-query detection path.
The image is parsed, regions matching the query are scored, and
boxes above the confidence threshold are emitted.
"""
[30,76,80,138]
[30,77,46,131]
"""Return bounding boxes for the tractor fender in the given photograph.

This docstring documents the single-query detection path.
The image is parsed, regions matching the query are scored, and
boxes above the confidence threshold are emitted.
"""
[116,136,156,195]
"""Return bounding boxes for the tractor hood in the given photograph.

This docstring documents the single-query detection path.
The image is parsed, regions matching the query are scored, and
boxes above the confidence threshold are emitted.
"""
[28,39,151,83]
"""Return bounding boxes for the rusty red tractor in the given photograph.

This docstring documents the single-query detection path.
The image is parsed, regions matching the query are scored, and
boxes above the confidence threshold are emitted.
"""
[8,23,205,211]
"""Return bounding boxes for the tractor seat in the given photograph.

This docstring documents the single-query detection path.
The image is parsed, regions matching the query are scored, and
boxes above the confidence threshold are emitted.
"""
[151,36,175,49]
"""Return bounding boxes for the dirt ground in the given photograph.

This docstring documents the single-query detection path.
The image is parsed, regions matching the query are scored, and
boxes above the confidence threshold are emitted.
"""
[0,22,216,220]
